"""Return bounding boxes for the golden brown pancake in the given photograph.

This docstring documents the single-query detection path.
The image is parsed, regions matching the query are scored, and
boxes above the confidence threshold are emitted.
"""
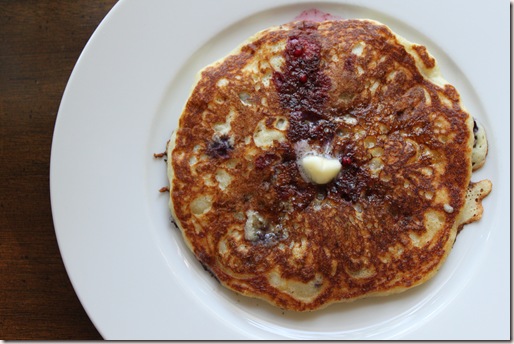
[166,19,492,311]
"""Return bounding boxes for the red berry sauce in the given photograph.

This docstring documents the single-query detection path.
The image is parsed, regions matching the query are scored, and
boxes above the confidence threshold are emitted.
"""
[273,23,332,143]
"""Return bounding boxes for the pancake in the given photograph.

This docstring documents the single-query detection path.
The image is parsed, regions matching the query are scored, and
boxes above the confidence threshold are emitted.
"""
[471,120,488,171]
[166,19,492,311]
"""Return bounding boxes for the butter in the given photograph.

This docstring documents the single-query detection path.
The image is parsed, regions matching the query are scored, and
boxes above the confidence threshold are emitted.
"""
[300,155,342,184]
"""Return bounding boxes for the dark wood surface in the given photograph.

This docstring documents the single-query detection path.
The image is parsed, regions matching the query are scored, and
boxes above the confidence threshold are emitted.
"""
[1,1,118,339]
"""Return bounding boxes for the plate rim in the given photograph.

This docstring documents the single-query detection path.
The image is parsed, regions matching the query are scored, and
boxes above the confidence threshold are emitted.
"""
[50,0,510,339]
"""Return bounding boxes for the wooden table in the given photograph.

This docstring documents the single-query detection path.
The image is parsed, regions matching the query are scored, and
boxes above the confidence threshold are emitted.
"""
[1,1,117,339]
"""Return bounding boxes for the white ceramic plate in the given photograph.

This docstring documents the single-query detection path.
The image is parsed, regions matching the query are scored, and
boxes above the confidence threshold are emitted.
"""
[50,0,510,339]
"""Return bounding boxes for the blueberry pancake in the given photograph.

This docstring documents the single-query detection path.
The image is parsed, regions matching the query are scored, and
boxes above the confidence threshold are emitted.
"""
[166,19,491,311]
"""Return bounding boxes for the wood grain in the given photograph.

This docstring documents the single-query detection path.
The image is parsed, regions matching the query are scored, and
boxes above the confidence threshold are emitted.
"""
[1,1,117,339]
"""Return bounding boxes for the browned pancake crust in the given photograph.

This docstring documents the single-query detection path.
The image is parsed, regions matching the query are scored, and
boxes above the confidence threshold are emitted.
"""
[170,20,479,311]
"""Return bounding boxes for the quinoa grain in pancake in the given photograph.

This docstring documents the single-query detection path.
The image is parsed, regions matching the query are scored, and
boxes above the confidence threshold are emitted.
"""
[166,19,491,311]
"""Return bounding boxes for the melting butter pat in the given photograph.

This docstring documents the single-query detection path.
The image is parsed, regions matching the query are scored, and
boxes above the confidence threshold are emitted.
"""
[300,155,342,184]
